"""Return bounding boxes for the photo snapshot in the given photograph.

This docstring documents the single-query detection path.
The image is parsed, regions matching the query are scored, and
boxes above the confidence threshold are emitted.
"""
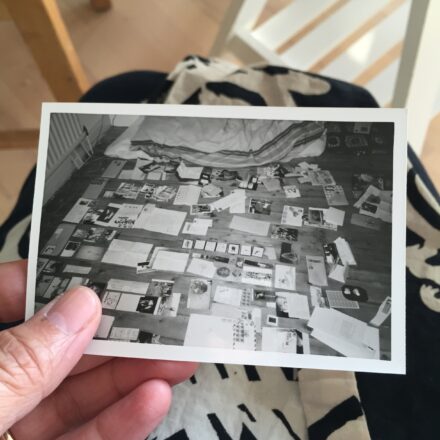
[27,103,406,374]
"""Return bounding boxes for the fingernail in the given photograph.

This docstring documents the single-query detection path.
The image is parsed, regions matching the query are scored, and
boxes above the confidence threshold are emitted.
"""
[44,287,100,334]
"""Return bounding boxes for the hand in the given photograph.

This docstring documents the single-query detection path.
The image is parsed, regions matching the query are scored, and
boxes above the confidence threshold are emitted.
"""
[0,260,198,439]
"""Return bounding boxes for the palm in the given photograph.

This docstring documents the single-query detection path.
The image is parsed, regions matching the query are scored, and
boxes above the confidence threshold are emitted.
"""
[1,261,197,439]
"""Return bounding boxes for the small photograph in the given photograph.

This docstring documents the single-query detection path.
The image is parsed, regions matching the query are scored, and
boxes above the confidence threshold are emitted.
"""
[308,207,324,226]
[266,315,279,326]
[360,201,379,217]
[283,185,300,198]
[187,278,212,310]
[240,244,252,256]
[151,185,177,203]
[280,242,300,264]
[251,246,264,258]
[140,183,156,199]
[227,243,240,255]
[148,279,174,297]
[182,239,194,249]
[215,242,228,253]
[281,205,304,227]
[242,266,273,288]
[270,225,298,242]
[76,245,105,261]
[42,259,64,274]
[136,295,161,314]
[101,291,122,309]
[194,240,206,250]
[190,204,213,215]
[249,198,272,215]
[254,289,276,301]
[60,241,81,258]
[114,182,141,200]
[96,205,120,225]
[204,240,217,252]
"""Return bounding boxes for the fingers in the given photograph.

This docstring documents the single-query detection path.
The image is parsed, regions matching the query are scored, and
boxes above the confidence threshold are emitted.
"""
[69,355,113,376]
[0,260,27,322]
[12,357,197,438]
[57,380,171,440]
[0,286,101,433]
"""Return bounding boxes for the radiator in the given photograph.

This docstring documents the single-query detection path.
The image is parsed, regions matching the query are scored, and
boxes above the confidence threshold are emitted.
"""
[47,113,85,176]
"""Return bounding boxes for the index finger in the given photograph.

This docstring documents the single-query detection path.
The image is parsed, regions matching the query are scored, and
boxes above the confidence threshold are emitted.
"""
[0,259,27,322]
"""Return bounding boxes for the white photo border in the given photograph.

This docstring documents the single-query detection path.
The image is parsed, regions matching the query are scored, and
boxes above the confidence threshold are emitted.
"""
[26,103,407,374]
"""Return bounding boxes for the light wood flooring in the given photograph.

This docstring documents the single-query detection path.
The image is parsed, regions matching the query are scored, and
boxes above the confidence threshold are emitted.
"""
[0,0,438,223]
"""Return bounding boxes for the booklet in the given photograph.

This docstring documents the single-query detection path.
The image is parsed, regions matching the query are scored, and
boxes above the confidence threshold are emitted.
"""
[26,103,406,374]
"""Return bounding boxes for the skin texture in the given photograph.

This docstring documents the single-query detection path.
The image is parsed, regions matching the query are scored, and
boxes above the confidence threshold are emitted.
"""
[0,260,198,439]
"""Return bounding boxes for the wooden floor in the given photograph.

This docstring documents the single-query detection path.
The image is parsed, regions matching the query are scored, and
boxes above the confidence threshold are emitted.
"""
[0,0,438,223]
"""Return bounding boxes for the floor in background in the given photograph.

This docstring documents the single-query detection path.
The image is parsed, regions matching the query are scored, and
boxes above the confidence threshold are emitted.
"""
[0,0,438,223]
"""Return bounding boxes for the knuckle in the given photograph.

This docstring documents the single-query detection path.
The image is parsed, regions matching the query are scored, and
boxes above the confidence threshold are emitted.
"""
[0,328,52,397]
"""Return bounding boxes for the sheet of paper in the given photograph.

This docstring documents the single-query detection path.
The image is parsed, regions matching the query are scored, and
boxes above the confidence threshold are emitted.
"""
[63,264,91,275]
[262,178,282,192]
[287,293,310,319]
[101,239,153,268]
[328,264,347,283]
[306,256,328,286]
[264,246,277,260]
[354,185,381,209]
[334,237,356,266]
[214,285,243,307]
[116,293,143,312]
[184,314,234,349]
[187,258,216,278]
[95,315,115,339]
[134,204,187,236]
[174,185,201,206]
[230,215,270,237]
[324,207,345,226]
[110,327,140,341]
[176,162,203,180]
[210,190,246,212]
[102,160,126,178]
[182,218,212,235]
[281,206,304,227]
[107,279,149,294]
[274,264,296,290]
[108,203,143,228]
[63,198,92,223]
[242,265,273,288]
[152,250,189,273]
[82,181,106,199]
[262,327,298,353]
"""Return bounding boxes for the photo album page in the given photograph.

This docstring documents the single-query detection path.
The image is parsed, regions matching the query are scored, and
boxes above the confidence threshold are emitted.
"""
[26,103,406,373]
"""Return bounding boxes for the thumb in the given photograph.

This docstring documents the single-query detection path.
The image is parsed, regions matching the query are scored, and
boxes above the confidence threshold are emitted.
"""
[0,286,101,432]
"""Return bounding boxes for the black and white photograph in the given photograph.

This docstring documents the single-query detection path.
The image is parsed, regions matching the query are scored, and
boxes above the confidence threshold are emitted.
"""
[26,103,406,373]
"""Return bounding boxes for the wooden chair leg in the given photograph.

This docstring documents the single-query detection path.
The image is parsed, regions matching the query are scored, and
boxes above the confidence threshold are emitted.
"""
[3,0,89,101]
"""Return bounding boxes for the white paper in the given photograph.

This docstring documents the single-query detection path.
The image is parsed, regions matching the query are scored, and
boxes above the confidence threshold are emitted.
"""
[63,264,91,275]
[210,190,246,212]
[324,207,345,226]
[95,315,115,339]
[63,198,92,223]
[177,162,203,180]
[102,239,153,268]
[152,250,189,273]
[107,279,149,294]
[134,204,186,236]
[274,265,296,290]
[328,264,347,283]
[281,205,304,227]
[187,258,216,278]
[110,327,140,341]
[262,327,297,353]
[184,314,234,349]
[370,296,392,326]
[116,293,143,312]
[174,185,201,206]
[108,203,143,228]
[287,293,310,319]
[230,215,270,237]
[242,265,273,288]
[334,237,356,266]
[214,285,243,307]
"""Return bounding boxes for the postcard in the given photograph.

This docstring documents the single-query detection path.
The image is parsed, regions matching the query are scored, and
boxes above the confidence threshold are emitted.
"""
[27,103,406,374]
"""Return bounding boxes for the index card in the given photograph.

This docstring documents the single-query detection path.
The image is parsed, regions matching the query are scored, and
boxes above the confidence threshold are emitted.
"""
[107,279,149,294]
[63,198,93,223]
[102,160,126,178]
[174,185,201,206]
[151,250,189,273]
[230,215,270,237]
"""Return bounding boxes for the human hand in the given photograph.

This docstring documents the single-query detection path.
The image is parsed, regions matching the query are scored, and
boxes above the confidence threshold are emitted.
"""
[0,260,198,439]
